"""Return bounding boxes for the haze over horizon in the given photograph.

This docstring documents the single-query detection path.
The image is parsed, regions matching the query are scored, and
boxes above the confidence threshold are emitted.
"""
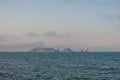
[0,0,120,51]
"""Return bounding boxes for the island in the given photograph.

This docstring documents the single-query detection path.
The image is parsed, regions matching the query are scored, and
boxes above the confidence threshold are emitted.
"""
[31,47,57,52]
[61,48,73,52]
[31,47,73,52]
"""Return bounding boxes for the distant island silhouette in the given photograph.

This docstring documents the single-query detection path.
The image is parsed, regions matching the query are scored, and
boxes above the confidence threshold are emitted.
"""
[31,47,73,52]
[31,47,89,52]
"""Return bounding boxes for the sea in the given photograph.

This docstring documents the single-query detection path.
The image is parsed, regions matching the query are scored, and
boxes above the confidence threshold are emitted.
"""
[0,52,120,80]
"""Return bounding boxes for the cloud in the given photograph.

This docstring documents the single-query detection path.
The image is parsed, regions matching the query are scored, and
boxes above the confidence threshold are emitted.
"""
[27,31,68,38]
[63,0,79,4]
[27,31,57,38]
[63,0,98,5]
[104,14,120,22]
[27,32,40,37]
[41,31,57,37]
[0,42,45,51]
[63,0,82,6]
[63,0,120,7]
[117,15,120,20]
[32,42,45,47]
[41,31,70,38]
[0,35,17,42]
[52,44,66,49]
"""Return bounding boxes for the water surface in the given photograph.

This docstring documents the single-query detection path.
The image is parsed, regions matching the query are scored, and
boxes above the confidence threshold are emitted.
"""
[0,52,120,80]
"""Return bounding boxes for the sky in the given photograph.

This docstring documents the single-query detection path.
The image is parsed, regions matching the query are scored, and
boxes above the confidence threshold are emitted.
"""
[0,0,120,51]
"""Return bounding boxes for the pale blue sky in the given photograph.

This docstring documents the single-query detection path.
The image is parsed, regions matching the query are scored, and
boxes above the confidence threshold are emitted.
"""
[0,0,120,51]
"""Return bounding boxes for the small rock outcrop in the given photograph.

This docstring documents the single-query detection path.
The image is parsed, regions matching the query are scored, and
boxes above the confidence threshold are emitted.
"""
[61,48,73,52]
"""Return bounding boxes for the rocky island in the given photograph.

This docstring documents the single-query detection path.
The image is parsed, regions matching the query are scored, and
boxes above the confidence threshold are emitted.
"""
[31,47,57,52]
[61,48,73,52]
[31,47,73,52]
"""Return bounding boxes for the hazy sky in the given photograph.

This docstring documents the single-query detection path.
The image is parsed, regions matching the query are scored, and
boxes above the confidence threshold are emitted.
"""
[0,0,120,51]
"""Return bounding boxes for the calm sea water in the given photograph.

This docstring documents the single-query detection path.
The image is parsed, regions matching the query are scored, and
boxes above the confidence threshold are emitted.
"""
[0,52,120,80]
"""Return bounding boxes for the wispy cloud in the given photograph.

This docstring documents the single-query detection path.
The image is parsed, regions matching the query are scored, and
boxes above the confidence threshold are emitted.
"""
[0,35,17,42]
[63,0,87,6]
[104,14,120,21]
[0,42,45,51]
[63,0,96,5]
[41,31,57,37]
[63,0,120,7]
[27,31,68,38]
[27,32,40,37]
[117,15,120,20]
[63,0,80,4]
[52,44,66,49]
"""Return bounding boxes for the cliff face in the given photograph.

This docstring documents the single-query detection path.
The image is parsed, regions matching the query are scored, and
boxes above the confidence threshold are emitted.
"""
[31,48,57,52]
